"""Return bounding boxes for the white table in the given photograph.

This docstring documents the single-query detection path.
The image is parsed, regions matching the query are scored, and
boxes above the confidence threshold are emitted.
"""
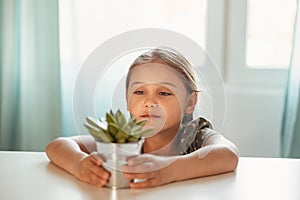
[0,151,299,200]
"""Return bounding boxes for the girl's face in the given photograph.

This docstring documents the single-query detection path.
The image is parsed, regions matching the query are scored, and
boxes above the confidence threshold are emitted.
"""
[127,63,195,135]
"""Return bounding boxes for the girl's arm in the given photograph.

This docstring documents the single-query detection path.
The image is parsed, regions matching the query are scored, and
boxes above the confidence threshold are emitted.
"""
[45,136,110,187]
[45,136,92,174]
[172,134,239,182]
[123,135,239,188]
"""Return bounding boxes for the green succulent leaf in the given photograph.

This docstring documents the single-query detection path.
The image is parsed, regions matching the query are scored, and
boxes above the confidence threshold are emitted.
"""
[106,112,117,125]
[136,119,148,127]
[115,109,126,127]
[132,128,154,137]
[84,110,153,143]
[115,128,130,141]
[86,116,107,130]
[108,122,119,135]
[127,136,139,143]
[84,123,110,142]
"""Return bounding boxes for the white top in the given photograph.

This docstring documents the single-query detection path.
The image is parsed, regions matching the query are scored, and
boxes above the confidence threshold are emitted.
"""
[1,151,300,200]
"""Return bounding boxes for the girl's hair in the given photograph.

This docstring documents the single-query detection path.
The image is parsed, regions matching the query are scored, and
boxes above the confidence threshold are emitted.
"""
[125,47,198,93]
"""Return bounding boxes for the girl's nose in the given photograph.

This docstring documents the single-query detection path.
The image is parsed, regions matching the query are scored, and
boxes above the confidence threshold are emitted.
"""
[145,103,157,108]
[144,97,157,108]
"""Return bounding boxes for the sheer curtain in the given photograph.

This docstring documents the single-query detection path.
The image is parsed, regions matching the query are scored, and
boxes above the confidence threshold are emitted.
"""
[281,0,300,158]
[0,0,62,151]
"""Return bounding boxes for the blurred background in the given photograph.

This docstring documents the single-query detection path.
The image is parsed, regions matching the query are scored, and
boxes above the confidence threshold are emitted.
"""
[0,0,299,158]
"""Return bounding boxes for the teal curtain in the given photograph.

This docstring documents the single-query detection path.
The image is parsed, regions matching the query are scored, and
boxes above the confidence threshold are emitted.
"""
[281,0,300,158]
[0,0,62,151]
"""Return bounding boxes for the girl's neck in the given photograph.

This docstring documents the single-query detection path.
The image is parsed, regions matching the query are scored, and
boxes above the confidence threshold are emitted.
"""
[142,125,180,155]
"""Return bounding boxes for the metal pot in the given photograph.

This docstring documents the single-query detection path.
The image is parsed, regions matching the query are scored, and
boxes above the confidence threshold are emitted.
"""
[96,138,144,189]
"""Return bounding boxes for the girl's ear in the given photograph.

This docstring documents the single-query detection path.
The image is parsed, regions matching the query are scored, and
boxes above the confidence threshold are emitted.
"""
[184,92,198,114]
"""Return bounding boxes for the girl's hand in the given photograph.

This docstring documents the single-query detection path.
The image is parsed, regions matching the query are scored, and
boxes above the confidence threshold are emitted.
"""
[75,152,110,187]
[122,154,178,188]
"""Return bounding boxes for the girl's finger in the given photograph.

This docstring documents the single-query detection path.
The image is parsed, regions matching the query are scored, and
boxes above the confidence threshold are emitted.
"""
[129,178,155,189]
[88,172,108,187]
[89,164,110,180]
[126,154,153,166]
[90,152,104,165]
[123,171,154,180]
[123,162,154,173]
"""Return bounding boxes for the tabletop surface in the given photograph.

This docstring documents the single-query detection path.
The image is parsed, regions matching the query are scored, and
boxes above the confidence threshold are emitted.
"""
[0,151,300,200]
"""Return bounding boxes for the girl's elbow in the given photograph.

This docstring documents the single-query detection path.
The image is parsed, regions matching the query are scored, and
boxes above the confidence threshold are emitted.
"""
[225,147,239,172]
[45,137,65,158]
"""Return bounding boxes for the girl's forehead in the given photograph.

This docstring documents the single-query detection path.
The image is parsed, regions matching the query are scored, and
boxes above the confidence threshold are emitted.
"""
[129,63,184,86]
[128,63,188,101]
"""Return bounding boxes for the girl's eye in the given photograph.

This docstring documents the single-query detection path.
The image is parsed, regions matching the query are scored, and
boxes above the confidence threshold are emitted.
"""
[134,91,144,95]
[159,92,172,96]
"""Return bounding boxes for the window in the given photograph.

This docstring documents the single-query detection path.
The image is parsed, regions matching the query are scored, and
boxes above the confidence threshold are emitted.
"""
[246,0,297,68]
[225,0,296,86]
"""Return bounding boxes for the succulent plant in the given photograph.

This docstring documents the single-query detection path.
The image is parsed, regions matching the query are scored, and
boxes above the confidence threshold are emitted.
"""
[84,109,153,143]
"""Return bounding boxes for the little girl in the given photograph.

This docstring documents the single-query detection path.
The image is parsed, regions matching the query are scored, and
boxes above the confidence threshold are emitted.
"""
[46,47,239,188]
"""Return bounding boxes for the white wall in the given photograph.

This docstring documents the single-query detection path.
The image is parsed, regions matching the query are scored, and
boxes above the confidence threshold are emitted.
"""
[221,85,286,157]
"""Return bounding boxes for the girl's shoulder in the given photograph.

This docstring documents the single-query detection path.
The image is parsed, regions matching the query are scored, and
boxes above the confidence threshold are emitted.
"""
[177,117,219,155]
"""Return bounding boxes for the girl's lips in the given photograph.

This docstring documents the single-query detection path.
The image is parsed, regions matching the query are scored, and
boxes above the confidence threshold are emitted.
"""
[140,114,161,118]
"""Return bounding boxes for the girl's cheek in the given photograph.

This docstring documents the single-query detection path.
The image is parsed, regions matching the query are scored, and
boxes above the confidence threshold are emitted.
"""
[127,104,134,114]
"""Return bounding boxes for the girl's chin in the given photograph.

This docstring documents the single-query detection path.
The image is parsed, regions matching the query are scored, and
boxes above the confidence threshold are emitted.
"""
[143,120,166,136]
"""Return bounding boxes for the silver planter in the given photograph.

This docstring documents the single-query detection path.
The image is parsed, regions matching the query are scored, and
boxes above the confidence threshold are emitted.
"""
[96,139,144,189]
